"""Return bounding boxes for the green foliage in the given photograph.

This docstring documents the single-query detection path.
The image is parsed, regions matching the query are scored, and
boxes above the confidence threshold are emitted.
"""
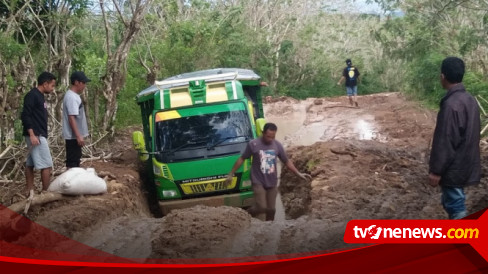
[0,34,26,58]
[306,159,320,170]
[115,52,146,128]
[14,119,23,143]
[373,0,488,114]
[464,71,488,98]
[6,0,488,131]
[406,52,445,106]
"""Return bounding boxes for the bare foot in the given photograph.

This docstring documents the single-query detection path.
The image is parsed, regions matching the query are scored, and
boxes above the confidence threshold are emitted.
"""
[20,187,34,198]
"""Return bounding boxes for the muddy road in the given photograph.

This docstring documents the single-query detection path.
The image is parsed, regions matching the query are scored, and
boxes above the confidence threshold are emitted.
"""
[4,93,488,260]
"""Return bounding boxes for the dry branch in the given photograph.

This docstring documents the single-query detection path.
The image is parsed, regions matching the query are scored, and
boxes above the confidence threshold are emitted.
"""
[81,152,122,163]
[330,148,357,158]
[0,144,12,159]
[7,192,71,213]
[481,123,488,135]
[476,97,487,117]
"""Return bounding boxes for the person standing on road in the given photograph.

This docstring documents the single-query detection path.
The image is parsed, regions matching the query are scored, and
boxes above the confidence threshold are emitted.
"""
[428,57,481,220]
[62,71,91,168]
[21,72,57,192]
[225,123,312,221]
[337,58,361,107]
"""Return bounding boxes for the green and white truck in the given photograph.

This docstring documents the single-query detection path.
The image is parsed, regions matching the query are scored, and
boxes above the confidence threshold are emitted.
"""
[132,68,266,214]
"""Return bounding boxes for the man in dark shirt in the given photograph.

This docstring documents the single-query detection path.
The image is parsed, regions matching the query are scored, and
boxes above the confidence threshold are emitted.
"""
[21,72,57,193]
[429,57,481,219]
[337,58,361,107]
[225,123,312,221]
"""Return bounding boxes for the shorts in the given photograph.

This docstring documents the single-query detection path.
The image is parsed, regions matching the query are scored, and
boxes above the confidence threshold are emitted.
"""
[25,136,53,170]
[346,86,358,96]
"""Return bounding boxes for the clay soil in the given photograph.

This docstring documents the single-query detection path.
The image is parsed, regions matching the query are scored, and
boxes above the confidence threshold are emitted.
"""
[2,93,488,260]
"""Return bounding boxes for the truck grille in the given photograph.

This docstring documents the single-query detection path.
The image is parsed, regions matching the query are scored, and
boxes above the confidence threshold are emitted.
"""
[180,177,236,195]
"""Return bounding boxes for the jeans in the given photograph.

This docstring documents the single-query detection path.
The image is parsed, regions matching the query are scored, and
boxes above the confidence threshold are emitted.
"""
[441,186,467,219]
[346,86,358,96]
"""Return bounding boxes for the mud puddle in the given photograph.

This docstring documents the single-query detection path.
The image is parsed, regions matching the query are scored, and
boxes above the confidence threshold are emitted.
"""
[266,98,385,147]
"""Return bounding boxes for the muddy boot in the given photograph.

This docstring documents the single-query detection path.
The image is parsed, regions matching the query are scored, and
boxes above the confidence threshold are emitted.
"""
[247,204,265,217]
[349,97,353,106]
[265,208,276,221]
[355,101,359,107]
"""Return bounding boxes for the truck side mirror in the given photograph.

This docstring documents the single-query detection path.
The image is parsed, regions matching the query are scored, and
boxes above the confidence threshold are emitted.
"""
[132,131,145,150]
[255,118,266,137]
[149,114,153,137]
[132,131,149,161]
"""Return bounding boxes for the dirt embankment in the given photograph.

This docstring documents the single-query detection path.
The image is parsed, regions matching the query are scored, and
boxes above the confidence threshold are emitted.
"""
[2,92,488,260]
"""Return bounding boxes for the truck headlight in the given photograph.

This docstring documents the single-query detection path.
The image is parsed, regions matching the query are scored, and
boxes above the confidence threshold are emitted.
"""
[241,180,252,188]
[162,190,178,198]
[153,164,161,176]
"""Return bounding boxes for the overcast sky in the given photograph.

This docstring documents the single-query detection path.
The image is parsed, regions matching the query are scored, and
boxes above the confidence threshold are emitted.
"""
[354,0,383,13]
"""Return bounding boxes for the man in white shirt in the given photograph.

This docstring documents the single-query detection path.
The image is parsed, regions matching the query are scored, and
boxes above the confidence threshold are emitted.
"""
[62,71,90,168]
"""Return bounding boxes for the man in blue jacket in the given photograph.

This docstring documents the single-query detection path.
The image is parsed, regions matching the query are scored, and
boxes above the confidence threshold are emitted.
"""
[429,57,481,219]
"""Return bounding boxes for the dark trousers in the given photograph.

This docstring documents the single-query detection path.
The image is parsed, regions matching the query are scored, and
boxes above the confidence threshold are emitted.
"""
[65,139,82,167]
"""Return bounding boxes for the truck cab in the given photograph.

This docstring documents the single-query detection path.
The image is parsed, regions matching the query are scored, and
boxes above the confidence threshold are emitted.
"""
[132,68,266,215]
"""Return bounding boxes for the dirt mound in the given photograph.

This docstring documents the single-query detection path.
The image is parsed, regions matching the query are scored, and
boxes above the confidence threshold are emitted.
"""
[277,217,350,254]
[151,205,251,258]
[280,140,442,221]
[279,140,488,252]
[34,162,149,238]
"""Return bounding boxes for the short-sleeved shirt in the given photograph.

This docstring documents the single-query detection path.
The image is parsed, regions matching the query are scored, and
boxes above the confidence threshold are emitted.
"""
[21,88,48,138]
[62,90,89,139]
[342,66,360,87]
[241,138,289,188]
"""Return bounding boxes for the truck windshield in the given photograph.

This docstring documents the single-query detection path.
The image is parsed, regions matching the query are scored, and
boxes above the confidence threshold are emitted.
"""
[155,108,253,162]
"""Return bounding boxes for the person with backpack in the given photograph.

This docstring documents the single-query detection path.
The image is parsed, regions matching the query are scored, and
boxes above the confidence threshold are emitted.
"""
[337,58,361,107]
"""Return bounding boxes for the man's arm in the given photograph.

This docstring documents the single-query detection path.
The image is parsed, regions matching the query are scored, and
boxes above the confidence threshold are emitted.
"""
[27,129,39,146]
[337,76,345,85]
[68,115,85,146]
[225,142,252,185]
[228,157,244,177]
[428,105,457,186]
[277,142,311,181]
[224,157,245,185]
[284,160,312,181]
[21,93,40,146]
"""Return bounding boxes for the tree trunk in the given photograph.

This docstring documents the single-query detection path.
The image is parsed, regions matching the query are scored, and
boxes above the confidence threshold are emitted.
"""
[100,0,152,132]
[0,61,8,150]
[10,57,34,140]
[272,43,282,93]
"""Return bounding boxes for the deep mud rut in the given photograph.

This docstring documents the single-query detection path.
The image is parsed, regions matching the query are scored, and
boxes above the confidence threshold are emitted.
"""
[6,93,488,260]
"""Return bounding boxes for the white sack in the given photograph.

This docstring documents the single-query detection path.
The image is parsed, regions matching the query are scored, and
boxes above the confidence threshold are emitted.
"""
[48,167,107,195]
